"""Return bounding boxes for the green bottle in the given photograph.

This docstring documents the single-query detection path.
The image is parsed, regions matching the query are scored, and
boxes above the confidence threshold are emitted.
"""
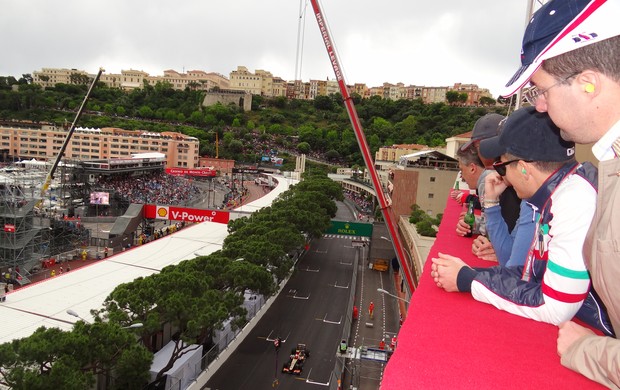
[464,200,475,237]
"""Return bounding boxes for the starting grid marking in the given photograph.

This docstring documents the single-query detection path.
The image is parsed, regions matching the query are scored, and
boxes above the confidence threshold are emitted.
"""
[323,235,370,241]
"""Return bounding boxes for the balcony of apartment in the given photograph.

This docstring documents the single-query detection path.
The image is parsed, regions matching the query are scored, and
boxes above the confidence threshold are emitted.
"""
[381,192,606,389]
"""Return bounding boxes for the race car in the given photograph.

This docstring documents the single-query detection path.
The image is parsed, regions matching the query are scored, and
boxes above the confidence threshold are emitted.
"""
[282,343,310,375]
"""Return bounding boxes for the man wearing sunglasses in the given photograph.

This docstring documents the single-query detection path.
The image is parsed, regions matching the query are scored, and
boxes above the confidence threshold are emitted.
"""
[431,107,606,333]
[455,114,522,262]
[500,0,620,387]
[477,130,536,268]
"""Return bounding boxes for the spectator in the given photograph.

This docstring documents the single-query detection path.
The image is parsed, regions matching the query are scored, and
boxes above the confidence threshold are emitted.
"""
[431,107,604,330]
[458,113,525,263]
[454,144,485,237]
[477,125,536,267]
[501,0,620,387]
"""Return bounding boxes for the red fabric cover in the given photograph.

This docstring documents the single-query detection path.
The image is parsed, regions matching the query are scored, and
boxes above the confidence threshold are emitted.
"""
[381,195,604,389]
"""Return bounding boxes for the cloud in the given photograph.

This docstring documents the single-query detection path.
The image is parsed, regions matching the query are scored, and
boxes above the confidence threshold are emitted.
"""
[1,0,527,97]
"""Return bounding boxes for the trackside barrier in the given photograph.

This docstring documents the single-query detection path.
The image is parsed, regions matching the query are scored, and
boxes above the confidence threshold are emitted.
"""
[187,251,304,390]
[329,246,359,389]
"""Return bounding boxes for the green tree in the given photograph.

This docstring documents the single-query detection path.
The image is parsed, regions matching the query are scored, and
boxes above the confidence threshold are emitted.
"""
[297,141,311,154]
[479,96,496,106]
[0,323,151,390]
[445,91,460,105]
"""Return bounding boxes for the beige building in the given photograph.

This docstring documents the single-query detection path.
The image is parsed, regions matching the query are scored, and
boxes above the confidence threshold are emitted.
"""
[375,144,431,163]
[32,67,229,92]
[271,77,287,97]
[144,69,229,91]
[421,86,449,104]
[32,68,91,89]
[0,123,200,168]
[229,66,270,96]
[31,67,496,107]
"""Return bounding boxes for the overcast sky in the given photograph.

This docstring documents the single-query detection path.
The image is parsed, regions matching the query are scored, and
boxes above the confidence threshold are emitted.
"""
[1,0,529,98]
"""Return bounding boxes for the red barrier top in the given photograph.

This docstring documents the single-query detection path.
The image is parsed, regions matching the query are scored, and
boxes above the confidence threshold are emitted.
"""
[381,194,604,389]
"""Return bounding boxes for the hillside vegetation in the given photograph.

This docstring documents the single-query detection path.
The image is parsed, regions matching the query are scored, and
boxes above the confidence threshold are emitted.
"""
[0,76,508,167]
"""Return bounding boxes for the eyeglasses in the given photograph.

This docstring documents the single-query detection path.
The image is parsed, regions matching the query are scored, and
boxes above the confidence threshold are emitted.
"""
[522,72,579,106]
[492,159,532,176]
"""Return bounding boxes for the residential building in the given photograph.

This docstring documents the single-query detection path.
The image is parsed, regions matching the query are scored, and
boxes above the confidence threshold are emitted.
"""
[144,69,229,91]
[421,86,449,104]
[30,67,493,105]
[32,68,91,89]
[119,69,149,90]
[450,83,493,105]
[375,144,430,163]
[0,122,200,168]
[228,66,265,96]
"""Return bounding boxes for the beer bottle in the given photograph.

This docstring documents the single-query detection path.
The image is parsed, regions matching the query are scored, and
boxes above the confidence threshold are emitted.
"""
[454,180,459,190]
[463,200,475,237]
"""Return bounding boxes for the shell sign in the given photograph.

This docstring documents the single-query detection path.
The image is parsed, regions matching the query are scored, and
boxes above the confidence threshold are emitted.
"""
[144,204,229,224]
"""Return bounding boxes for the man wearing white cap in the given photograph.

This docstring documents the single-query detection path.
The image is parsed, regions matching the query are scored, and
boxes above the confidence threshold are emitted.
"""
[502,0,620,387]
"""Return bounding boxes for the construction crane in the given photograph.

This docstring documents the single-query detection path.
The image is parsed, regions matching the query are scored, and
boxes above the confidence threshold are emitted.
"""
[38,67,104,207]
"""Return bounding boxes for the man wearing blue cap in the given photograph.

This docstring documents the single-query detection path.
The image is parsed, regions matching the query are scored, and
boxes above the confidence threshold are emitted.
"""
[431,107,605,332]
[501,0,620,387]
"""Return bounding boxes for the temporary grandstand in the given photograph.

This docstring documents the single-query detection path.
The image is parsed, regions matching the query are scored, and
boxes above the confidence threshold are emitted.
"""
[0,174,296,345]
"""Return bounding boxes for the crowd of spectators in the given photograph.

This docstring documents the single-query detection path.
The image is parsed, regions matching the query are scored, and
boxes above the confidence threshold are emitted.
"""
[343,189,374,218]
[97,171,202,205]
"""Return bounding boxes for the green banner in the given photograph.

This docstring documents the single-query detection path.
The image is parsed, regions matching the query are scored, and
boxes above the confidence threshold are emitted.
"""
[325,221,373,237]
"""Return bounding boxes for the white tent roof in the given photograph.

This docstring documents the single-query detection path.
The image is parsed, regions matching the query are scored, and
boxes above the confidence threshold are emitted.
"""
[0,174,297,344]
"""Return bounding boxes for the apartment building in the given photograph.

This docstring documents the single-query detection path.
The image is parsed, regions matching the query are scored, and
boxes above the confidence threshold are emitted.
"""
[451,83,493,105]
[32,68,229,92]
[32,68,91,89]
[421,86,449,104]
[0,123,200,168]
[145,70,229,91]
[30,66,494,105]
[229,66,263,96]
[375,144,431,163]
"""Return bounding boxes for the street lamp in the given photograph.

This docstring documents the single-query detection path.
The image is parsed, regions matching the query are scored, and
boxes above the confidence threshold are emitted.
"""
[67,309,142,329]
[122,323,144,330]
[66,309,90,323]
[377,288,409,304]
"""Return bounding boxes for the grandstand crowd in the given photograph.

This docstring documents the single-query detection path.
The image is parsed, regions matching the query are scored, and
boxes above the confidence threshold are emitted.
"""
[343,189,374,219]
[97,171,202,205]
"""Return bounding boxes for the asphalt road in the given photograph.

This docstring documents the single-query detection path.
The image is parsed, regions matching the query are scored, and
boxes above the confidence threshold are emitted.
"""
[206,202,358,390]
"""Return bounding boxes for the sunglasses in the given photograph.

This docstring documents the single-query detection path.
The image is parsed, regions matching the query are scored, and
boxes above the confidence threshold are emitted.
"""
[492,159,532,176]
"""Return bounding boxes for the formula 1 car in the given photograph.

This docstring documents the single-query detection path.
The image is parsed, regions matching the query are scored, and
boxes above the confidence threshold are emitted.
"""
[282,343,310,375]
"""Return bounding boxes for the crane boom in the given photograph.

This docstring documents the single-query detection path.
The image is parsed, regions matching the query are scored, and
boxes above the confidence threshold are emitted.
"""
[39,67,104,204]
[309,1,416,294]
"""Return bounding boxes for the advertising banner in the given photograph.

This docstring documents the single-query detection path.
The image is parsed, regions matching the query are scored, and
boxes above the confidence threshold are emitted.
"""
[144,205,229,224]
[165,168,216,177]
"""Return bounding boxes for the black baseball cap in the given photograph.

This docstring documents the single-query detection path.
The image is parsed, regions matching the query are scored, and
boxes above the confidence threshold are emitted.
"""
[479,106,575,162]
[460,113,505,151]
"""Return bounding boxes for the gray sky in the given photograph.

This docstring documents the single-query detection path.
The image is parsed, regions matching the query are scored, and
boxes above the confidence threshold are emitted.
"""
[1,0,528,98]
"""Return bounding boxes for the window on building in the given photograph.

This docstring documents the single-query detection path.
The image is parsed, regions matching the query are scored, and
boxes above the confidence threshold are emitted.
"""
[430,177,436,182]
[428,193,434,199]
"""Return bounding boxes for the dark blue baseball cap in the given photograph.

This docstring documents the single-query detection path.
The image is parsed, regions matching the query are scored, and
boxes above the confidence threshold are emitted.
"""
[479,106,575,162]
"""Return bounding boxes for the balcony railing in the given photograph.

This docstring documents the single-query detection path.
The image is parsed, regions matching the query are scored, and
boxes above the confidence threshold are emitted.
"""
[381,193,605,389]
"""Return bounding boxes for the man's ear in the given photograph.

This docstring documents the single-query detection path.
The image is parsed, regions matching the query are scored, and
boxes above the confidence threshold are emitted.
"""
[576,70,601,97]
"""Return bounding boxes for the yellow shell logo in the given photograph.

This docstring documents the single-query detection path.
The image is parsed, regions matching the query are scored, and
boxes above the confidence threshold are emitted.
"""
[157,207,168,218]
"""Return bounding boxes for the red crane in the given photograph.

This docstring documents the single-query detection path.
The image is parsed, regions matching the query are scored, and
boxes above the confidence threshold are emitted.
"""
[309,1,416,295]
